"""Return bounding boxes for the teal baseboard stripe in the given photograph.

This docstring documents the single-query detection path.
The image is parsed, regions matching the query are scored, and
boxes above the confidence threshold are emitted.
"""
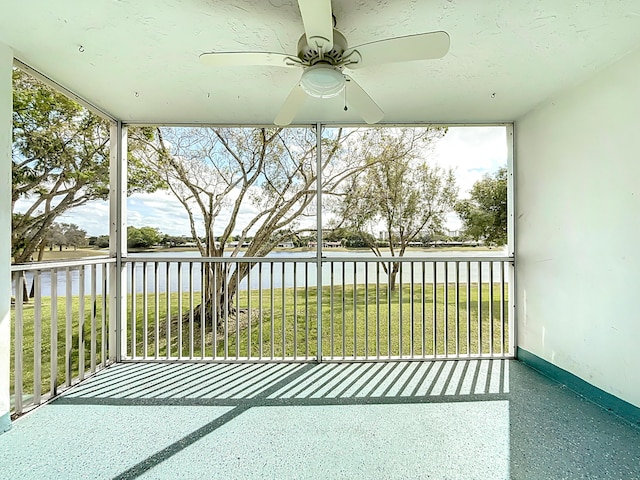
[517,347,640,427]
[0,412,11,434]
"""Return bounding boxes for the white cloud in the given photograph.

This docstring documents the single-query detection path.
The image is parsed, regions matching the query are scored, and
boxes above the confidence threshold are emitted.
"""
[432,126,508,197]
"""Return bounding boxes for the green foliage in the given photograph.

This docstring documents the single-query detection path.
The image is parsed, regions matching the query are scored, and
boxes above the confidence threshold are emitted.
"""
[11,68,160,263]
[127,226,162,249]
[455,167,508,246]
[44,222,87,251]
[160,234,188,247]
[95,235,110,248]
[335,127,458,256]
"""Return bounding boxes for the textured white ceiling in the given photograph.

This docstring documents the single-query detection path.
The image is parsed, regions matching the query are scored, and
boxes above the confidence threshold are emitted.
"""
[1,0,640,125]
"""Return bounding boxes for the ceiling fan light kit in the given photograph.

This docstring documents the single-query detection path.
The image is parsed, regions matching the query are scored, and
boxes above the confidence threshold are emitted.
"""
[200,0,450,125]
[299,65,345,98]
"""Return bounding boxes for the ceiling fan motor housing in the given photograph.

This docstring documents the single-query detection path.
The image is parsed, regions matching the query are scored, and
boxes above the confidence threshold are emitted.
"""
[297,28,348,66]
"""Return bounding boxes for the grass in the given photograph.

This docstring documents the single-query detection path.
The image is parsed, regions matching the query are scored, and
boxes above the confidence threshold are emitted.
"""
[11,281,509,405]
[11,293,109,404]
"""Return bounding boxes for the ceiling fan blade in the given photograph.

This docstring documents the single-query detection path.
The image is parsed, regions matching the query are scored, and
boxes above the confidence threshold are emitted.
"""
[275,84,307,126]
[199,51,298,68]
[345,76,383,124]
[298,0,334,52]
[345,31,450,70]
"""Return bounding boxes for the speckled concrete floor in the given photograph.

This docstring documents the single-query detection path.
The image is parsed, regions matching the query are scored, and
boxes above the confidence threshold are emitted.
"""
[0,360,638,479]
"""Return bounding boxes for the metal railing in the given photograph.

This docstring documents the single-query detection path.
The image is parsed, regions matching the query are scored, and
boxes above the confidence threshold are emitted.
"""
[122,255,514,363]
[9,254,513,414]
[10,257,114,415]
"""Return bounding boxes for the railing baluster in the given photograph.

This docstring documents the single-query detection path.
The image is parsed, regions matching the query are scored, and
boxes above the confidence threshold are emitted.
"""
[399,262,403,358]
[282,262,286,359]
[478,261,483,355]
[14,272,24,414]
[130,262,136,360]
[237,263,241,360]
[247,263,252,359]
[258,262,263,360]
[78,266,85,380]
[201,262,206,360]
[490,261,494,356]
[342,261,346,359]
[466,261,471,356]
[91,265,97,370]
[330,262,335,358]
[387,260,392,359]
[101,263,107,367]
[444,261,448,358]
[409,261,414,359]
[270,262,274,360]
[501,260,506,355]
[51,269,58,396]
[376,262,380,360]
[33,271,42,406]
[211,262,217,359]
[365,261,369,359]
[177,262,183,359]
[166,262,171,359]
[143,262,148,360]
[293,261,298,360]
[421,261,426,358]
[455,261,460,357]
[352,261,357,359]
[304,262,309,359]
[154,262,160,359]
[225,262,230,360]
[432,262,437,357]
[65,267,72,387]
[189,262,194,360]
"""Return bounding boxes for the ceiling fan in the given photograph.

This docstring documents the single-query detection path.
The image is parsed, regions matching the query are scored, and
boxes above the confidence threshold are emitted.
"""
[199,0,450,126]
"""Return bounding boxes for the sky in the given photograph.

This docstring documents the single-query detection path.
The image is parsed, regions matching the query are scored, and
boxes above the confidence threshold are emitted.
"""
[19,126,508,237]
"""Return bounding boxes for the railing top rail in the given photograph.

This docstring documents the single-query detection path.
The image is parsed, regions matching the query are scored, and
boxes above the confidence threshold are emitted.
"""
[10,256,115,272]
[124,256,318,264]
[322,255,514,263]
[123,255,514,264]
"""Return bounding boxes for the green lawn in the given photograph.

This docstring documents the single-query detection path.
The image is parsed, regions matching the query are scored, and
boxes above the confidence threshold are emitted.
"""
[12,282,509,402]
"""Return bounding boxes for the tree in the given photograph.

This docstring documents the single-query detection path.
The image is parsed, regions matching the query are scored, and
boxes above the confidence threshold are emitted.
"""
[11,68,160,263]
[141,126,367,325]
[455,167,508,246]
[62,223,87,250]
[95,235,110,249]
[333,127,458,288]
[127,226,162,249]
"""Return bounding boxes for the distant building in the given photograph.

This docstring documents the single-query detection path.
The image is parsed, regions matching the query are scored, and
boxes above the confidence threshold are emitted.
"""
[278,241,294,248]
[324,241,342,248]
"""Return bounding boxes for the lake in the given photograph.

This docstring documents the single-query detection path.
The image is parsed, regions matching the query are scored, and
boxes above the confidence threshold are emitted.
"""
[17,249,511,297]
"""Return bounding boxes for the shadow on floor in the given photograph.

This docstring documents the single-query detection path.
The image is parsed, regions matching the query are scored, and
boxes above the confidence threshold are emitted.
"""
[2,360,639,479]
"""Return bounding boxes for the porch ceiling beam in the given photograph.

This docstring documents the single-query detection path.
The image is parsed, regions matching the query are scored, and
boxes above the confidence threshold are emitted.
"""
[13,59,118,123]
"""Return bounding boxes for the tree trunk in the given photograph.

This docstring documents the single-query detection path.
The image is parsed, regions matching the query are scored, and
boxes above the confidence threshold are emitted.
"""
[184,262,239,331]
[388,262,400,291]
[21,273,30,303]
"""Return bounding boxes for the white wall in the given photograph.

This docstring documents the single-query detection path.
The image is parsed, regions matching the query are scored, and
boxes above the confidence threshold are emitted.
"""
[516,47,640,407]
[0,42,13,431]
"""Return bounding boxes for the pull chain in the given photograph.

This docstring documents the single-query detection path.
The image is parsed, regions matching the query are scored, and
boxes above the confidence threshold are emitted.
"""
[343,79,348,111]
